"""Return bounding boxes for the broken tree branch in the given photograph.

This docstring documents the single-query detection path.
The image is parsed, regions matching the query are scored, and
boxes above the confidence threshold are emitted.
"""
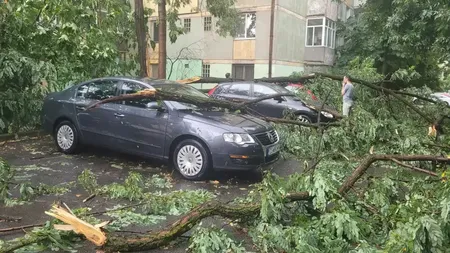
[85,89,340,128]
[0,234,46,253]
[0,223,44,233]
[103,201,261,252]
[390,159,439,177]
[338,154,449,195]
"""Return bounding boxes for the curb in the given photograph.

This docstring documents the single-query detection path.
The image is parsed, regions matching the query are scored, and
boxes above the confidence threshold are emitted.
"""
[0,129,47,142]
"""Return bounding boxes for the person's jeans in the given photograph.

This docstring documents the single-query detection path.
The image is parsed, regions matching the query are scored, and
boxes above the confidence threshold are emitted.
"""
[343,101,354,116]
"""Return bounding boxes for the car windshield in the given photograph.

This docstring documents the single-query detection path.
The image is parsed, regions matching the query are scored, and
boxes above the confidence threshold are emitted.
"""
[269,84,292,94]
[145,80,211,110]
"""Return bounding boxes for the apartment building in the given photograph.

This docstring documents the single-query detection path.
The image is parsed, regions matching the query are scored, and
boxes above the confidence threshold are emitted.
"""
[143,0,362,80]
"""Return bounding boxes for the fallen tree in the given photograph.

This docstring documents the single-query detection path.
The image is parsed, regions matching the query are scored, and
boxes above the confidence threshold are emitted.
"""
[4,67,450,252]
[1,154,447,253]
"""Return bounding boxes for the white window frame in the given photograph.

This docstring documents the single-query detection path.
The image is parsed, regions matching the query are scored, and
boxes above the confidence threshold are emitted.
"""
[235,12,256,40]
[305,17,336,49]
[204,16,212,31]
[184,18,191,33]
[202,64,210,78]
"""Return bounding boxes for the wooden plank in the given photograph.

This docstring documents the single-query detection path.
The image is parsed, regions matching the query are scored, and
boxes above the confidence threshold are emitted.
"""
[233,40,256,60]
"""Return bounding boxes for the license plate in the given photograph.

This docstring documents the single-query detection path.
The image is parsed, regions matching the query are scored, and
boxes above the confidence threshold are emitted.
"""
[267,144,280,156]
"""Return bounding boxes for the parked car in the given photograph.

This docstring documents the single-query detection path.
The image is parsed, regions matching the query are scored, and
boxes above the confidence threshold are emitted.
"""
[41,77,281,180]
[413,92,450,107]
[209,81,335,123]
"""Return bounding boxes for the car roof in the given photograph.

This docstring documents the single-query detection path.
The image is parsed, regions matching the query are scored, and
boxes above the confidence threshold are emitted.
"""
[218,81,274,86]
[74,76,180,87]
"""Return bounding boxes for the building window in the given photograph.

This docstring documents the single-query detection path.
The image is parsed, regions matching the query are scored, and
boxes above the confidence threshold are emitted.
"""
[204,17,212,31]
[236,13,256,39]
[184,18,191,33]
[232,64,254,80]
[151,64,158,78]
[306,17,336,48]
[152,22,159,42]
[325,19,336,48]
[202,64,210,77]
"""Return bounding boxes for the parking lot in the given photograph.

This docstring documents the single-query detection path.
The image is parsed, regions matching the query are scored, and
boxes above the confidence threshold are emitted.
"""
[0,134,302,252]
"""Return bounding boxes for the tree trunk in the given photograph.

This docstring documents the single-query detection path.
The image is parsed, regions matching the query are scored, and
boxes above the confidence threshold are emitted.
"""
[268,0,275,78]
[134,0,147,77]
[158,0,167,79]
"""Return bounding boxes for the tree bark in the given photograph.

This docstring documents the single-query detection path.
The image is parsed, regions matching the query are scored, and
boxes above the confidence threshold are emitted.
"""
[103,201,261,252]
[134,0,147,77]
[158,0,167,79]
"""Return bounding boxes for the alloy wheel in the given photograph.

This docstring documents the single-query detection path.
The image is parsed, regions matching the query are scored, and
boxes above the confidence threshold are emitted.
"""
[176,145,204,177]
[57,125,74,150]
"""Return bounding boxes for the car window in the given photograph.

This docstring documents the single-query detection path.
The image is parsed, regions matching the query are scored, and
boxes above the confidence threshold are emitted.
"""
[213,84,231,94]
[228,83,250,96]
[253,84,277,97]
[121,82,158,109]
[76,81,119,100]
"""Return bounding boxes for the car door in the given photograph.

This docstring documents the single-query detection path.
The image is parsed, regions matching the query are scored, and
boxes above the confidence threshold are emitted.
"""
[113,81,169,158]
[248,84,288,118]
[74,80,122,147]
[214,83,252,103]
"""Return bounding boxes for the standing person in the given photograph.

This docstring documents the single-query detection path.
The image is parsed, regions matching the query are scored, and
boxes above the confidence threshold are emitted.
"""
[341,76,354,116]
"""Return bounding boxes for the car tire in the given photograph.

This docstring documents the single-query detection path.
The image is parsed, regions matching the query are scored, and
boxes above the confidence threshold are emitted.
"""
[54,120,80,154]
[173,139,210,180]
[297,114,312,124]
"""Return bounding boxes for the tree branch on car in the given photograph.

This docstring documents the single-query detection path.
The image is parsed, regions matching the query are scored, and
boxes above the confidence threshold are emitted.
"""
[85,89,340,128]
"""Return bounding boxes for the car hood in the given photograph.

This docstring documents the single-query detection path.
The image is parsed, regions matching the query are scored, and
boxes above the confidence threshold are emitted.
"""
[178,110,271,134]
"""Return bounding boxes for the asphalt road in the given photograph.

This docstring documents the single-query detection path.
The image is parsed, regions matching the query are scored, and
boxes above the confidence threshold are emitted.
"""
[0,135,303,252]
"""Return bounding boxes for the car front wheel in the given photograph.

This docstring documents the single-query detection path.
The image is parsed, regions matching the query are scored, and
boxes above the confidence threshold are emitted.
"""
[297,114,312,124]
[173,139,210,180]
[54,121,80,154]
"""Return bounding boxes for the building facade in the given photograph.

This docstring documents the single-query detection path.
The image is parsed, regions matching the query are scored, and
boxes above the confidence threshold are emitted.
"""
[143,0,362,80]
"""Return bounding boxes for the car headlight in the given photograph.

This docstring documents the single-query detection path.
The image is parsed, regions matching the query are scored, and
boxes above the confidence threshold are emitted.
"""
[320,111,333,118]
[223,133,255,145]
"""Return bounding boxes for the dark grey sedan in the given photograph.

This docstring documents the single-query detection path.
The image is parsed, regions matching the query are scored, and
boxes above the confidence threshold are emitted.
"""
[210,81,335,123]
[41,77,280,180]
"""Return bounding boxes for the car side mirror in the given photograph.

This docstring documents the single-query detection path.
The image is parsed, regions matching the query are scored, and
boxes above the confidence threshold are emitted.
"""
[274,96,284,103]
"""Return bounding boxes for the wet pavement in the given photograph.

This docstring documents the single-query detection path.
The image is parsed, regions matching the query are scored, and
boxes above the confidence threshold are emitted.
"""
[0,135,303,252]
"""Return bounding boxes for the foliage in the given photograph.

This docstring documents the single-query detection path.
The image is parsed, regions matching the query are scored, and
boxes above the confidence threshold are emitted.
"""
[0,158,72,204]
[77,169,215,216]
[0,0,137,134]
[336,0,450,89]
[0,157,14,202]
[0,221,82,253]
[106,207,166,230]
[188,224,246,253]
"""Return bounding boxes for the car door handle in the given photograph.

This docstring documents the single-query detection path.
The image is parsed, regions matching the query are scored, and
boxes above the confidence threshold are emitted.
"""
[114,113,125,118]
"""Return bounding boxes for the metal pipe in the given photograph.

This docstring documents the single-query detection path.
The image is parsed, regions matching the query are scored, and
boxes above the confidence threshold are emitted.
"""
[268,0,276,78]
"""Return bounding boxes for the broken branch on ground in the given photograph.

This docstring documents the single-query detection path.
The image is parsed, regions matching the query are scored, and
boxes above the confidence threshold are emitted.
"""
[0,154,444,252]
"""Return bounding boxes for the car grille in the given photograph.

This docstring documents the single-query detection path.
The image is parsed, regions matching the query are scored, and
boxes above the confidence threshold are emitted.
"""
[254,130,279,146]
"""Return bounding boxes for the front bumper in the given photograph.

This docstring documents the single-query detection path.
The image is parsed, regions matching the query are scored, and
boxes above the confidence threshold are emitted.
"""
[212,143,280,171]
